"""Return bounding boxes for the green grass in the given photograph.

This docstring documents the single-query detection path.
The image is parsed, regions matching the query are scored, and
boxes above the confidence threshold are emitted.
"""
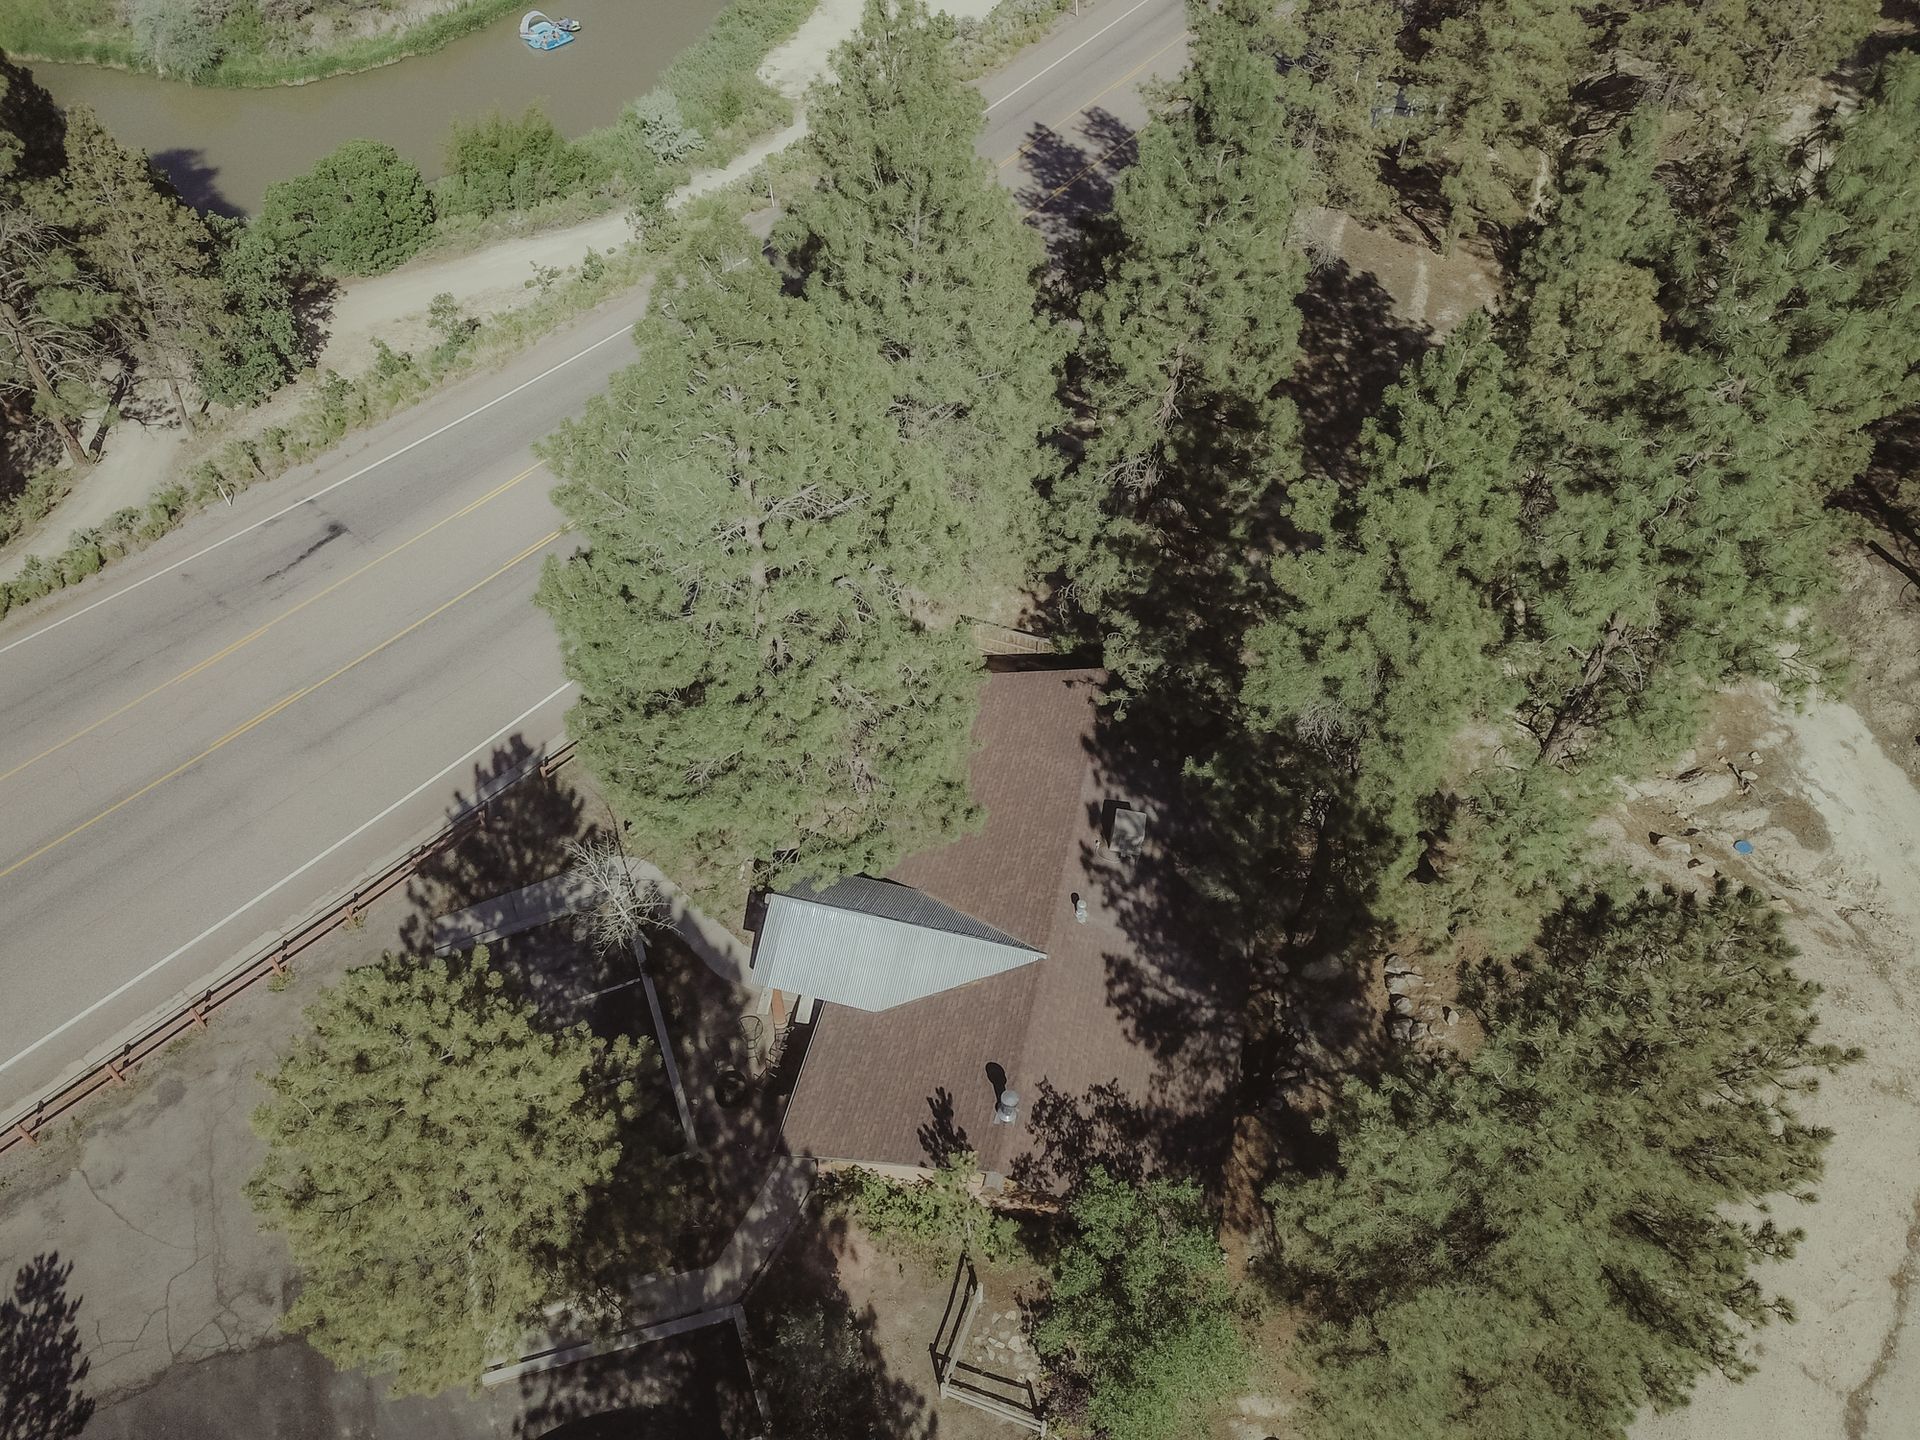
[655,0,814,156]
[0,0,530,89]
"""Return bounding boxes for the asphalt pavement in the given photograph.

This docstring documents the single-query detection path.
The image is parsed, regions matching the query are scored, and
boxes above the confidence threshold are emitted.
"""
[0,0,1189,1120]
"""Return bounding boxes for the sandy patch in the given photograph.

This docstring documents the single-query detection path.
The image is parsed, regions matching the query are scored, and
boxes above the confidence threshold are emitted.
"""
[1620,688,1920,1440]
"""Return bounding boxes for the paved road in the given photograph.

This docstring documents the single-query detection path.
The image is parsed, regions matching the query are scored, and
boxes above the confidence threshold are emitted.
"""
[0,0,1188,1119]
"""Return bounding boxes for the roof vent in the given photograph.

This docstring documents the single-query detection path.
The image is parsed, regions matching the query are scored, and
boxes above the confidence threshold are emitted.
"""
[993,1087,1021,1125]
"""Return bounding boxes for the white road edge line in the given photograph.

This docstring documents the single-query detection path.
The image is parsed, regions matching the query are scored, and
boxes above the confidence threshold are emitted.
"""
[983,0,1162,114]
[0,679,578,1077]
[0,326,633,661]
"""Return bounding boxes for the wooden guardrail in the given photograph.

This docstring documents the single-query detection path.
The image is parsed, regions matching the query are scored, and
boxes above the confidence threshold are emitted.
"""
[0,738,577,1162]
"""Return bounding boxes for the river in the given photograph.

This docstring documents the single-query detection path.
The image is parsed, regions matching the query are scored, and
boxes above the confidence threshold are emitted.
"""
[27,0,729,215]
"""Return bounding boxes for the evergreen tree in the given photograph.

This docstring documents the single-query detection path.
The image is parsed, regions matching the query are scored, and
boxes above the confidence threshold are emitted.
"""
[0,207,108,471]
[1405,0,1596,237]
[1036,1170,1247,1440]
[1618,0,1880,119]
[248,949,633,1396]
[536,231,981,906]
[777,0,1063,605]
[0,52,103,469]
[1242,313,1525,896]
[1270,883,1854,1440]
[1057,0,1312,700]
[36,106,223,427]
[1499,118,1702,775]
[197,220,305,408]
[1275,0,1408,221]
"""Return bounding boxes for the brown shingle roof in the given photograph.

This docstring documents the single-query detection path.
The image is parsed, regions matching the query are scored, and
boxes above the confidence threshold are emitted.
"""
[776,667,1232,1187]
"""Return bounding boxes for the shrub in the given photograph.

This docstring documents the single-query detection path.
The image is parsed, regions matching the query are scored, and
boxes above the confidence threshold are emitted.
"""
[823,1152,1022,1266]
[257,140,433,276]
[624,88,705,164]
[129,0,224,80]
[441,107,605,218]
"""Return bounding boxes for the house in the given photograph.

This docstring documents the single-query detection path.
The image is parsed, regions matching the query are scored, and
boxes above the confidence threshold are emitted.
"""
[749,666,1235,1192]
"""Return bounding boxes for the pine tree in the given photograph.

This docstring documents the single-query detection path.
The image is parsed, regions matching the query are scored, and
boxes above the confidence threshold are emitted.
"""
[197,218,305,408]
[0,54,106,469]
[1275,0,1408,221]
[1242,313,1525,893]
[1499,118,1703,776]
[0,212,109,472]
[1036,1170,1247,1440]
[1057,0,1312,700]
[1617,0,1880,119]
[536,232,982,907]
[248,950,634,1396]
[1270,883,1855,1440]
[1405,0,1596,238]
[776,0,1063,605]
[35,106,223,427]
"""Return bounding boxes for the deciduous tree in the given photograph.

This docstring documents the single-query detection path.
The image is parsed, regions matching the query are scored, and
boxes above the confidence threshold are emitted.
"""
[257,139,433,276]
[1036,1169,1246,1440]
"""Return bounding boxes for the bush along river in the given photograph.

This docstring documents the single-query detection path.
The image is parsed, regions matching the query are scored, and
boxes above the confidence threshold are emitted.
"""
[26,0,729,214]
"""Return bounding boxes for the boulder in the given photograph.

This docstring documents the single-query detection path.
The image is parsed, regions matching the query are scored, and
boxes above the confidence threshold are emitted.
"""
[1385,972,1421,996]
[1301,956,1345,982]
[1390,993,1414,1016]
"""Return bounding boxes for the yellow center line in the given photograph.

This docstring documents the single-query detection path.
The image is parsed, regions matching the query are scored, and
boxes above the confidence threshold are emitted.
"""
[1022,117,1157,221]
[0,463,544,791]
[995,31,1188,171]
[0,528,563,884]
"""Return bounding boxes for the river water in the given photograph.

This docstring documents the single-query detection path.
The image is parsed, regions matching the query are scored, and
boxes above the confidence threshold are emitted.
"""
[28,0,728,215]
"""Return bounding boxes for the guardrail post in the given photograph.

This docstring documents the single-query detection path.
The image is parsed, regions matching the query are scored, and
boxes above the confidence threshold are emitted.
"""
[105,1055,128,1086]
[12,1117,36,1147]
[269,947,289,978]
[189,995,210,1029]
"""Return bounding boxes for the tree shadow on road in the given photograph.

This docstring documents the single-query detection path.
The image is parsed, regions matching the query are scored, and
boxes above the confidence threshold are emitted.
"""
[1,1253,94,1440]
[396,738,603,955]
[1013,108,1141,266]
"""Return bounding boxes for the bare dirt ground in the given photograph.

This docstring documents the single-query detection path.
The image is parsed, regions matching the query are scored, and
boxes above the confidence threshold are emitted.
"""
[1615,552,1920,1440]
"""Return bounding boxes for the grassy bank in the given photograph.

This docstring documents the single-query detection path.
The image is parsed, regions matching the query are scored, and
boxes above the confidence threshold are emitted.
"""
[0,0,528,88]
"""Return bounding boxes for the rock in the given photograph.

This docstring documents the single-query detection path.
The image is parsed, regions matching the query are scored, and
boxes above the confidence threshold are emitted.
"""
[1668,767,1739,809]
[1655,835,1693,859]
[1383,953,1412,977]
[1771,897,1794,914]
[1385,973,1421,996]
[1390,1016,1415,1042]
[1443,1006,1460,1027]
[1390,993,1414,1015]
[1301,957,1345,982]
[1748,750,1763,764]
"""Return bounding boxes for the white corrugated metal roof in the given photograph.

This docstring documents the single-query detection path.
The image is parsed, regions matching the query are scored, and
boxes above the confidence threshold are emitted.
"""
[752,877,1044,1012]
